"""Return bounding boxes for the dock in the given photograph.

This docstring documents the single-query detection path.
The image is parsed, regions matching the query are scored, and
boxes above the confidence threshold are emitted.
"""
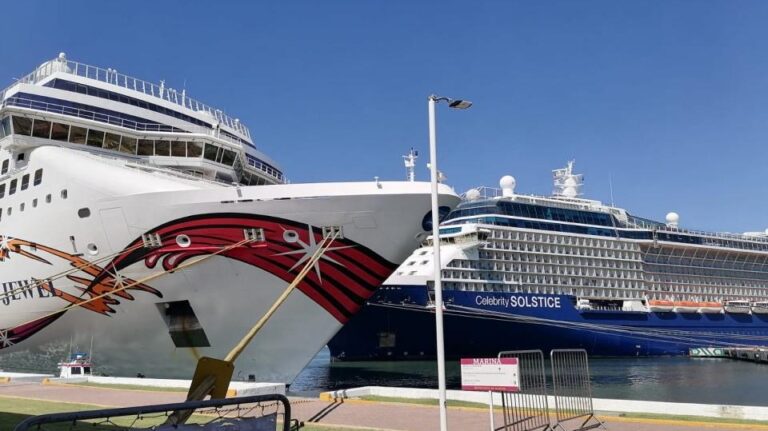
[1,378,768,430]
[724,348,768,363]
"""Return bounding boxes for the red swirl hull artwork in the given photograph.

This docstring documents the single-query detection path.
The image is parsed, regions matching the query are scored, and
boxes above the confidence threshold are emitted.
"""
[0,213,398,349]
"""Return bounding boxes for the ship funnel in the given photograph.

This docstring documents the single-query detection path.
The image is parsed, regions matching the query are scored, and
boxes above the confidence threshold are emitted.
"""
[500,175,516,197]
[666,212,679,228]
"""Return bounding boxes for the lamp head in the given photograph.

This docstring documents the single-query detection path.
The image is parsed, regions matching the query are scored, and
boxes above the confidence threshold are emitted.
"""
[448,99,472,109]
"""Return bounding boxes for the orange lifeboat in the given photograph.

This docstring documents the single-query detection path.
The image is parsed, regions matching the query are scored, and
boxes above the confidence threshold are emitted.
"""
[673,301,699,313]
[648,300,674,312]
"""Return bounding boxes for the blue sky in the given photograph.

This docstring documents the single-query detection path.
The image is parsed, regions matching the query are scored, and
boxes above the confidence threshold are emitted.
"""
[2,1,767,233]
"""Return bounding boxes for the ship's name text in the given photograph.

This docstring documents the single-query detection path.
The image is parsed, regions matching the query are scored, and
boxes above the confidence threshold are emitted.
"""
[1,279,58,306]
[475,295,561,309]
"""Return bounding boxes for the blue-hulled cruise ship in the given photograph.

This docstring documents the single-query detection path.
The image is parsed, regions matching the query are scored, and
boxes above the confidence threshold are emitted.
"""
[329,161,768,360]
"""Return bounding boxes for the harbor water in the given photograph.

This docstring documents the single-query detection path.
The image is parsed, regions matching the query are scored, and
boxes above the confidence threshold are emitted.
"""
[3,344,767,407]
[291,347,768,406]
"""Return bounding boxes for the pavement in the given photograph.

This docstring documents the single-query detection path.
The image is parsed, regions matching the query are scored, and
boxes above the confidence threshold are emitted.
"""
[1,381,767,431]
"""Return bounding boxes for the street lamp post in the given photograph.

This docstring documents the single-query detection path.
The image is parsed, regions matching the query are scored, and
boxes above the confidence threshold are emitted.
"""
[428,94,472,431]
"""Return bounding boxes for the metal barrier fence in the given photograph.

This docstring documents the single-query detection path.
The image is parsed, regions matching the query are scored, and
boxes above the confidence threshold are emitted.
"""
[496,350,552,431]
[550,349,604,431]
[13,394,292,431]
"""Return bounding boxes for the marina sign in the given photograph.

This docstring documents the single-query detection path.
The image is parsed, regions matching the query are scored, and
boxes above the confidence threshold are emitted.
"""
[460,357,520,392]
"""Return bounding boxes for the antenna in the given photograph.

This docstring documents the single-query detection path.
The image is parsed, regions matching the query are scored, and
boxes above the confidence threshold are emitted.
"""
[552,160,583,198]
[609,174,615,207]
[403,147,419,182]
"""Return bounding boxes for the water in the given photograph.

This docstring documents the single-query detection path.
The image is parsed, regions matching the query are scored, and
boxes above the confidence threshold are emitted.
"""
[5,344,766,406]
[292,347,768,406]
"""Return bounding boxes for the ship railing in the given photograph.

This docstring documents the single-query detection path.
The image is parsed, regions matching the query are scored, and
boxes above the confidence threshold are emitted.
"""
[3,56,251,139]
[463,187,768,248]
[461,187,611,213]
[3,96,211,135]
[651,225,768,245]
[3,95,253,150]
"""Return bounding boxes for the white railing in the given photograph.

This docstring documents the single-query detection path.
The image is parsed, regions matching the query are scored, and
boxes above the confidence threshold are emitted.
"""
[3,96,252,149]
[460,187,768,247]
[2,56,251,139]
[4,96,205,133]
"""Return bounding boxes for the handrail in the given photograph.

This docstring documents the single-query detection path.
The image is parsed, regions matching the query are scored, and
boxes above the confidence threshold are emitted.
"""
[460,187,768,246]
[2,55,251,139]
[4,96,204,134]
[3,98,284,183]
[2,96,250,149]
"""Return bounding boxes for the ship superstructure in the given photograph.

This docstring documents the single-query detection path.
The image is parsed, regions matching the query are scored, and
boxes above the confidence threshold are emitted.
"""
[329,162,768,360]
[0,54,460,381]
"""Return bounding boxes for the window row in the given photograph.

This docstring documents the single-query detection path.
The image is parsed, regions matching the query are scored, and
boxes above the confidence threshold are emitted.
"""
[0,169,44,199]
[0,188,63,223]
[5,115,244,166]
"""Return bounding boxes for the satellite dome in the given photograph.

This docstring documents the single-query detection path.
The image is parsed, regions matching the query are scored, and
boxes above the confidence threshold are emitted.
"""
[465,188,481,201]
[564,177,578,187]
[499,175,516,197]
[666,212,680,228]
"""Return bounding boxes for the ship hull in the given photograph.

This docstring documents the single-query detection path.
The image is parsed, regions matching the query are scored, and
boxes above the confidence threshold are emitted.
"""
[0,147,460,383]
[328,286,768,361]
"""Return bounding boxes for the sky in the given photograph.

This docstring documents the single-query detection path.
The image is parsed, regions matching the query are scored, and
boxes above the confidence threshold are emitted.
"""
[1,1,767,233]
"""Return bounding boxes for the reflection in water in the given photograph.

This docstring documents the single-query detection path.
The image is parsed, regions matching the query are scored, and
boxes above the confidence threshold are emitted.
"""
[292,348,768,406]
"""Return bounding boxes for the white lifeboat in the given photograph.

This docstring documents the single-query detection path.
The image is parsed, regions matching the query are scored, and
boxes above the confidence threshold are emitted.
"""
[725,300,752,314]
[751,301,768,314]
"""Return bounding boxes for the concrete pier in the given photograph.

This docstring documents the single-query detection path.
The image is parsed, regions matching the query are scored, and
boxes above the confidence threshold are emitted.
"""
[1,380,767,430]
[724,347,768,363]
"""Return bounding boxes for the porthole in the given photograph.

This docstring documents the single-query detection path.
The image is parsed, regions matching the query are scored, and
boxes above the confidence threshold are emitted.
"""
[77,208,91,218]
[86,243,98,256]
[46,194,51,203]
[283,230,299,243]
[19,203,24,212]
[32,198,37,208]
[61,189,68,199]
[176,234,191,248]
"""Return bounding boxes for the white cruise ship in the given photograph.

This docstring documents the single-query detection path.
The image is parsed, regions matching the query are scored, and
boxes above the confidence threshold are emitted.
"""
[0,54,460,382]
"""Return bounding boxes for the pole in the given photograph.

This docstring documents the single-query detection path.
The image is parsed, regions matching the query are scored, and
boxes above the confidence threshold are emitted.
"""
[428,95,449,431]
[488,391,495,431]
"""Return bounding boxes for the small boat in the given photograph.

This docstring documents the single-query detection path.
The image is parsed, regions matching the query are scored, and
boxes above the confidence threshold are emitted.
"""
[752,301,768,314]
[58,353,92,379]
[725,300,752,314]
[697,302,724,314]
[648,300,674,312]
[673,301,699,313]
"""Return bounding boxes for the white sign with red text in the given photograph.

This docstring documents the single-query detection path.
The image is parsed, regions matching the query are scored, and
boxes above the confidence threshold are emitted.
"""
[460,357,520,392]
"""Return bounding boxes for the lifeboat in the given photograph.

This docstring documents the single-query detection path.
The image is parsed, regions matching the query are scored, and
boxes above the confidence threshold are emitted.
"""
[648,300,674,312]
[673,301,700,313]
[725,300,752,314]
[751,301,768,314]
[697,302,724,314]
